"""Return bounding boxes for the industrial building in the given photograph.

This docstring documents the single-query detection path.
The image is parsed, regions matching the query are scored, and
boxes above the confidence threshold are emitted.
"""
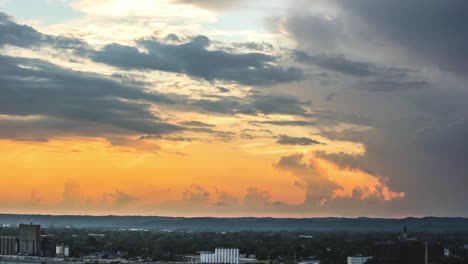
[0,223,66,258]
[200,248,240,264]
[19,223,40,255]
[370,225,443,264]
[0,236,18,255]
[371,240,443,264]
[347,255,372,264]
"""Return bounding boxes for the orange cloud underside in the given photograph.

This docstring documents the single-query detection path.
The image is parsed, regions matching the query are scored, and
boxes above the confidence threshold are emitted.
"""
[0,136,402,216]
[312,158,405,200]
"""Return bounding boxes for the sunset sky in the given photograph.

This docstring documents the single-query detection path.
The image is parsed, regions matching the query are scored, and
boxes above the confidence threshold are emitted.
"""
[0,0,467,217]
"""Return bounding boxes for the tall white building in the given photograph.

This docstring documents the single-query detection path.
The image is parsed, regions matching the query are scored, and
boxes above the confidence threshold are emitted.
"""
[200,248,239,264]
[347,255,372,264]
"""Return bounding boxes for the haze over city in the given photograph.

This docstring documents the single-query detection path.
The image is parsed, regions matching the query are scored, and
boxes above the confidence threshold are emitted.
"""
[0,0,467,218]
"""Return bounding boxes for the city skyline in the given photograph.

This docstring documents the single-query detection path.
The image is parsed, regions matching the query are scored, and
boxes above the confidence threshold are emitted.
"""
[0,0,467,217]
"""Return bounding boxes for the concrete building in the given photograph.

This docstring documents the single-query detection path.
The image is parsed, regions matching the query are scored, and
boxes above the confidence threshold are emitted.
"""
[347,255,372,264]
[200,248,239,264]
[0,236,18,255]
[19,224,40,255]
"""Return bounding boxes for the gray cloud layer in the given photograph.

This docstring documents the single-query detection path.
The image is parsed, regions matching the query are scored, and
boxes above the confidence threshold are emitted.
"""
[0,55,181,141]
[295,51,427,92]
[0,12,86,50]
[276,135,321,145]
[91,36,304,86]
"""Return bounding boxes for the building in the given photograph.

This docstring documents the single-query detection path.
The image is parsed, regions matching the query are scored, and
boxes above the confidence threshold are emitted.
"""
[56,244,70,258]
[347,255,372,264]
[19,223,40,255]
[0,236,18,255]
[40,235,57,257]
[239,255,257,264]
[298,260,320,264]
[371,225,443,264]
[200,248,239,264]
[371,240,443,264]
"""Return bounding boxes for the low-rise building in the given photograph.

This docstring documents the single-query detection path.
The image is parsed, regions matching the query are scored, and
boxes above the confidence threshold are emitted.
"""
[298,260,320,264]
[347,255,372,264]
[200,248,239,264]
[56,244,70,257]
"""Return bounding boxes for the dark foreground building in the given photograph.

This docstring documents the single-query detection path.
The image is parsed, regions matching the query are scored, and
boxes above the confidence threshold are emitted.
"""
[19,223,40,255]
[371,240,443,264]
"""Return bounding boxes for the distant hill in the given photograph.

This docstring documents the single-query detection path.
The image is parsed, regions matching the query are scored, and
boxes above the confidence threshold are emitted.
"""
[0,214,467,232]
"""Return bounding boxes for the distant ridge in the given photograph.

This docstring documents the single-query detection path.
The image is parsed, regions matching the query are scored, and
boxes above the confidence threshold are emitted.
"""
[0,214,467,232]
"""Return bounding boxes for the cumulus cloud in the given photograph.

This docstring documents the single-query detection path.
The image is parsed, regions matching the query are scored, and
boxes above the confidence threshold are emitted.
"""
[215,190,239,207]
[62,179,81,207]
[182,184,211,203]
[243,187,271,207]
[275,153,404,207]
[275,154,341,206]
[110,190,139,206]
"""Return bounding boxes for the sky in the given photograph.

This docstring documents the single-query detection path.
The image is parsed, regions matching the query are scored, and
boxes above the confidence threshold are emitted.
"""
[0,0,467,217]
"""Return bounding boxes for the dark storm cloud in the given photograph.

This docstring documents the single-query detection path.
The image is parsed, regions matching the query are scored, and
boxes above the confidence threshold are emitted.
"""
[337,0,468,77]
[276,135,321,145]
[0,12,86,50]
[90,36,304,86]
[295,51,427,92]
[0,55,182,140]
